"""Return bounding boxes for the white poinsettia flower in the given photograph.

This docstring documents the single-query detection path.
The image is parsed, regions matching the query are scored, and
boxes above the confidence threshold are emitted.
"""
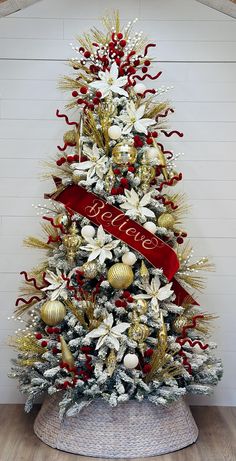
[134,276,173,314]
[119,101,156,135]
[85,313,130,351]
[41,268,69,301]
[89,62,128,98]
[120,188,155,220]
[80,225,120,264]
[71,144,107,180]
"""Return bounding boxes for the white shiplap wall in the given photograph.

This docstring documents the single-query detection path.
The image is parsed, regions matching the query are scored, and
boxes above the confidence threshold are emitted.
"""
[0,0,236,405]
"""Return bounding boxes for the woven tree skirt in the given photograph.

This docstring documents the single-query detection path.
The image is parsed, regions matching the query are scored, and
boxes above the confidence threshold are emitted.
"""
[34,395,198,457]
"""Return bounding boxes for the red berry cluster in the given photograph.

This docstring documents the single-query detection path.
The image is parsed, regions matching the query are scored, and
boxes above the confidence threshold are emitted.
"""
[115,290,134,308]
[111,169,131,196]
[56,154,80,166]
[174,230,187,244]
[133,135,143,148]
[142,348,154,374]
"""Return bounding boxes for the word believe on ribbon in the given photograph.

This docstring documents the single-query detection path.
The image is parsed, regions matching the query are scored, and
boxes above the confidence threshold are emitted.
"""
[51,184,179,281]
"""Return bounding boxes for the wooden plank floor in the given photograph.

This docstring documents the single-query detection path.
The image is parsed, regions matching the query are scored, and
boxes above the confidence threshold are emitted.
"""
[0,405,235,461]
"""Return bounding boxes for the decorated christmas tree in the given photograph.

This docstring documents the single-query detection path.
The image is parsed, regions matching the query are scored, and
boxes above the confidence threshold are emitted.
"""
[9,13,222,420]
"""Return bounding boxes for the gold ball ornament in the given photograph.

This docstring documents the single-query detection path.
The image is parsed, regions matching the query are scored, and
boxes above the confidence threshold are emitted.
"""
[157,213,175,230]
[112,141,137,165]
[63,130,77,145]
[173,315,188,334]
[107,263,134,289]
[40,300,66,326]
[135,298,148,315]
[82,261,99,279]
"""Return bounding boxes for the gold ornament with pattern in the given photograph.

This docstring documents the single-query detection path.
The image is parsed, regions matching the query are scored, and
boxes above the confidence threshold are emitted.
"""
[107,263,134,289]
[173,315,188,334]
[82,261,99,279]
[128,311,150,354]
[62,222,82,264]
[40,300,66,326]
[105,166,115,192]
[112,141,137,165]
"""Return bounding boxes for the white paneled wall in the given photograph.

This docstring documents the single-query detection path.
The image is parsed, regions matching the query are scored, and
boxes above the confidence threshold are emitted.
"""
[0,0,236,405]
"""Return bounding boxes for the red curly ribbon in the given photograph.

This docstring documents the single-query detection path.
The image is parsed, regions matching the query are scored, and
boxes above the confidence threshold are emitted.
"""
[61,274,81,302]
[143,43,156,57]
[177,338,209,350]
[156,195,178,210]
[47,235,62,244]
[133,71,162,83]
[156,108,174,122]
[15,295,42,307]
[141,89,156,98]
[56,109,78,127]
[158,173,183,192]
[161,130,183,138]
[181,315,205,339]
[42,216,65,233]
[57,141,76,152]
[20,271,45,290]
[156,142,173,159]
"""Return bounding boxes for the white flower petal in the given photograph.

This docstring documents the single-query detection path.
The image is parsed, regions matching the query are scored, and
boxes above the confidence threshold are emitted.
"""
[111,86,128,97]
[110,62,119,80]
[112,323,130,335]
[86,325,107,339]
[104,313,114,329]
[109,335,120,351]
[158,283,173,301]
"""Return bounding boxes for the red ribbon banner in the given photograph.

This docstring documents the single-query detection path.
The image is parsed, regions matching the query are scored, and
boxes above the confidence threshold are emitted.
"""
[48,184,198,306]
[52,184,179,281]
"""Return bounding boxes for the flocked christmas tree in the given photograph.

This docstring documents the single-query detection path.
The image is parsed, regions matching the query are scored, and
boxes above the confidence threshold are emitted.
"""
[9,13,223,417]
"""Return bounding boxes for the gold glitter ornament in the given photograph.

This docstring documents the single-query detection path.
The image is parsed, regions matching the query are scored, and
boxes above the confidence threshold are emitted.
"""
[107,263,134,289]
[173,315,188,334]
[63,130,77,145]
[106,349,117,376]
[128,311,150,354]
[82,261,99,279]
[40,300,66,326]
[105,166,115,192]
[62,222,82,264]
[60,335,74,368]
[135,298,148,315]
[157,213,175,230]
[112,141,137,165]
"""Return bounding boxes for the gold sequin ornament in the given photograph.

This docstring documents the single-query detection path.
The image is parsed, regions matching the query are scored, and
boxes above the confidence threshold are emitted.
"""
[112,141,137,165]
[62,222,82,264]
[60,335,74,368]
[106,349,117,376]
[107,263,134,289]
[105,166,115,192]
[82,261,99,279]
[128,311,150,354]
[40,300,66,326]
[157,213,175,230]
[137,164,156,192]
[173,315,188,334]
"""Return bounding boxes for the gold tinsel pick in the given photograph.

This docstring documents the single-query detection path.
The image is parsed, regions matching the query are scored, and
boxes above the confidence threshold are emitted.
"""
[106,349,117,377]
[176,241,214,292]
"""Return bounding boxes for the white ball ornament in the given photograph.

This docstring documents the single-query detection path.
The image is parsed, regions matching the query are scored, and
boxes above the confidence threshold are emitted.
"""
[133,82,146,94]
[143,221,157,234]
[108,125,122,140]
[122,251,137,266]
[81,225,95,239]
[123,353,139,369]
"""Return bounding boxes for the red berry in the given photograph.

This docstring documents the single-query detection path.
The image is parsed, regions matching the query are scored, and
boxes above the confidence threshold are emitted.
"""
[95,91,102,98]
[134,59,140,66]
[93,97,100,105]
[54,327,60,334]
[142,66,148,73]
[127,296,133,303]
[77,98,84,104]
[115,58,121,65]
[123,290,130,299]
[143,364,152,374]
[56,159,62,166]
[47,327,54,334]
[88,103,94,111]
[128,166,135,173]
[52,347,59,354]
[79,47,85,53]
[152,131,158,138]
[115,300,123,307]
[117,32,123,39]
[120,39,127,48]
[182,232,187,237]
[120,177,128,186]
[144,348,154,358]
[74,154,79,162]
[119,68,125,76]
[177,237,184,244]
[121,300,127,308]
[146,138,153,145]
[80,86,88,94]
[61,157,66,164]
[117,186,123,195]
[67,155,74,163]
[81,346,93,353]
[119,50,124,57]
[84,51,91,58]
[144,59,151,66]
[72,90,78,97]
[41,341,47,348]
[111,187,118,195]
[113,168,120,175]
[35,333,42,340]
[127,66,136,74]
